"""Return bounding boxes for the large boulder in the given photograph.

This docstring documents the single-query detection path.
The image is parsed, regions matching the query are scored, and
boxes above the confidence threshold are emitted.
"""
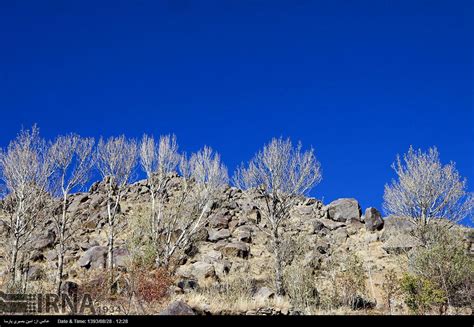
[380,216,415,242]
[382,235,420,254]
[31,229,56,251]
[159,301,195,316]
[202,250,223,263]
[77,246,129,270]
[177,261,216,281]
[221,242,250,259]
[364,207,384,232]
[77,246,108,270]
[190,262,216,280]
[325,198,362,222]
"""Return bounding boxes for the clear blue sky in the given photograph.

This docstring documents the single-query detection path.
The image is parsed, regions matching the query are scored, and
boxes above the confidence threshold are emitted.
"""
[0,1,473,218]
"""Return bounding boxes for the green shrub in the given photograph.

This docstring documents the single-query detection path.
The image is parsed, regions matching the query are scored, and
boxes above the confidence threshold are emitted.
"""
[400,274,446,314]
[408,226,473,309]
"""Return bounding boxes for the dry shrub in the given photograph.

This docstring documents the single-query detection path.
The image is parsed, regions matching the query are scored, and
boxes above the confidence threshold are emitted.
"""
[134,268,173,304]
[320,252,370,311]
[78,271,111,303]
[381,268,401,312]
[283,262,319,311]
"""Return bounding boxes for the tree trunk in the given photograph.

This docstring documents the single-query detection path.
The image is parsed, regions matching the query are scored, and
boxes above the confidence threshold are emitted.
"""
[107,194,115,291]
[56,194,67,295]
[10,238,19,284]
[150,191,156,238]
[108,225,115,287]
[56,250,64,295]
[272,227,284,296]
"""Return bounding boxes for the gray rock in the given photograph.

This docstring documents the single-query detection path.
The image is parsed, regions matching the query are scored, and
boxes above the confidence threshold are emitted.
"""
[80,240,100,251]
[380,216,415,242]
[159,301,195,316]
[88,194,106,209]
[326,198,362,222]
[207,228,231,242]
[312,220,325,232]
[176,265,193,279]
[208,214,230,229]
[382,235,420,254]
[191,262,216,280]
[315,218,346,231]
[77,246,108,270]
[202,250,223,263]
[213,260,232,278]
[233,226,252,243]
[221,242,250,259]
[364,207,384,232]
[32,230,56,250]
[332,228,349,243]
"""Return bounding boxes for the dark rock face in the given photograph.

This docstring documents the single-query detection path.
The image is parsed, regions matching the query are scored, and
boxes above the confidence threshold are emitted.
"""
[364,207,384,232]
[159,301,195,316]
[326,198,362,222]
[32,229,56,250]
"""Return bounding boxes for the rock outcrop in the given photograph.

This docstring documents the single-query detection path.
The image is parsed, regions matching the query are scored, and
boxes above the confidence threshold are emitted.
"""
[0,175,471,316]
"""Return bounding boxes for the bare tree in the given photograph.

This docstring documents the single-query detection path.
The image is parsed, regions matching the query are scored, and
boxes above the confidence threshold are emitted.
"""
[234,137,322,295]
[383,146,473,239]
[49,134,95,294]
[156,146,228,267]
[139,134,180,241]
[0,126,53,285]
[97,136,138,286]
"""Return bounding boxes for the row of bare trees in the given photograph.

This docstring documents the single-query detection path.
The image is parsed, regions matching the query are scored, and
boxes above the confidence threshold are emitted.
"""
[0,125,472,299]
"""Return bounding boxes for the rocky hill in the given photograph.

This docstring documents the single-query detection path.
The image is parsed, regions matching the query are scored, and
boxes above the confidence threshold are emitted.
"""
[0,175,472,315]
